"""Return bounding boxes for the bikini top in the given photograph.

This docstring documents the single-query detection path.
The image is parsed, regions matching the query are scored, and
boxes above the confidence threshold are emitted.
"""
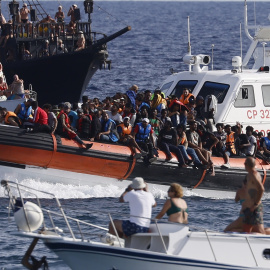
[166,199,188,216]
[239,199,245,205]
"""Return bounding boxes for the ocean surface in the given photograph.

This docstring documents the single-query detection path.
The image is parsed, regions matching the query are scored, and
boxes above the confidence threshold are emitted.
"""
[1,1,270,269]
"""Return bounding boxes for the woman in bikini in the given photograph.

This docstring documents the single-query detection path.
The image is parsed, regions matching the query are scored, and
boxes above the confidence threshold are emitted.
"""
[155,183,188,224]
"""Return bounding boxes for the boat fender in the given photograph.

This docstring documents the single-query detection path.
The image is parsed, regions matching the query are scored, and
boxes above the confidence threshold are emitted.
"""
[14,201,44,232]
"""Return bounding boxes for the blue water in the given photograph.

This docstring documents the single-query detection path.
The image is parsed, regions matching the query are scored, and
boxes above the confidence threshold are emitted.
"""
[1,1,270,269]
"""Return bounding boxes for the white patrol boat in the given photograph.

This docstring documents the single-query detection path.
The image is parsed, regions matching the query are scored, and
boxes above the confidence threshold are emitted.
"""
[2,179,270,270]
[160,0,270,136]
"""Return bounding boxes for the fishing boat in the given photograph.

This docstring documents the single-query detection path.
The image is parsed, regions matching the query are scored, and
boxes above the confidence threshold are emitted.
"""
[0,0,130,105]
[160,0,270,136]
[0,124,269,192]
[2,179,270,270]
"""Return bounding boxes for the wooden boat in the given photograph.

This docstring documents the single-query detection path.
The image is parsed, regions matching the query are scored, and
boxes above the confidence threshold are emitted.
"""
[0,0,130,105]
[0,124,269,191]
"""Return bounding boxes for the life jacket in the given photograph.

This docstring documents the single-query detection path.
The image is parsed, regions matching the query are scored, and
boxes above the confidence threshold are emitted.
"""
[78,114,92,134]
[263,137,270,151]
[135,122,151,142]
[5,111,21,125]
[226,131,236,155]
[56,110,70,134]
[179,93,194,105]
[17,103,32,121]
[103,118,119,142]
[118,123,132,136]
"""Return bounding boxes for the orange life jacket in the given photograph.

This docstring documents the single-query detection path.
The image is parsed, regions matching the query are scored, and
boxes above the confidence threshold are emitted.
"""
[179,93,194,105]
[5,111,21,125]
[118,123,132,136]
[226,131,236,155]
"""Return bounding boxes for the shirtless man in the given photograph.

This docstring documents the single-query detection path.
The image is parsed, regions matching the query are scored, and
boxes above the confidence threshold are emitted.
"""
[20,3,30,23]
[242,157,265,234]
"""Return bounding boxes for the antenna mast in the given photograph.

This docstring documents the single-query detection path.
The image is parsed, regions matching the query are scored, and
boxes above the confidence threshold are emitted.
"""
[240,22,243,72]
[187,16,191,71]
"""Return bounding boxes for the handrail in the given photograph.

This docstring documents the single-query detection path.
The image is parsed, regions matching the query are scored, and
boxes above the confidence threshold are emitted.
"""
[205,230,217,262]
[154,219,168,254]
[108,213,122,248]
[245,236,258,266]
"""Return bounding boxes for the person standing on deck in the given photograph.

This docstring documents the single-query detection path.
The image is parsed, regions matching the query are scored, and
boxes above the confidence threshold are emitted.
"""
[20,3,30,24]
[242,157,265,234]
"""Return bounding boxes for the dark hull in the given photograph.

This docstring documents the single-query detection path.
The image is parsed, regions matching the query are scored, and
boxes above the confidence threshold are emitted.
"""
[2,48,100,106]
[0,125,269,191]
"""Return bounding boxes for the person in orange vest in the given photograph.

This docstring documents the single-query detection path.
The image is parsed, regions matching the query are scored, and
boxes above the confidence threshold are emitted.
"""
[0,107,21,126]
[179,88,194,105]
[224,124,237,157]
[117,116,147,159]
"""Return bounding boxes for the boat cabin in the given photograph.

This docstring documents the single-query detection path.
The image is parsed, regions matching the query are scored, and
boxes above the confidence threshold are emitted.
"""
[159,1,270,136]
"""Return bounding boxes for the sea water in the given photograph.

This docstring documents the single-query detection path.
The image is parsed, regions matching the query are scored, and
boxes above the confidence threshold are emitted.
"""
[1,1,270,269]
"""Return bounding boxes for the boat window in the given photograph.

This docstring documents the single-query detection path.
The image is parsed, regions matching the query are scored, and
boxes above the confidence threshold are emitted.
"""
[262,85,270,107]
[197,81,229,104]
[263,249,270,259]
[234,85,255,107]
[169,80,198,98]
[160,81,174,95]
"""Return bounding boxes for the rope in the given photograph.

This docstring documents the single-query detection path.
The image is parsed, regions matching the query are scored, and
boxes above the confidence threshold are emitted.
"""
[94,2,129,27]
[192,169,207,189]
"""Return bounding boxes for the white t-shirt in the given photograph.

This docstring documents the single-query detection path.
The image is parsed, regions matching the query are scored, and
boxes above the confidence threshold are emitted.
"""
[106,110,123,124]
[124,190,156,227]
[245,135,257,156]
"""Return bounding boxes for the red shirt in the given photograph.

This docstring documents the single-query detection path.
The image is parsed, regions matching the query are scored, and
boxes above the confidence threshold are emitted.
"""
[34,107,48,125]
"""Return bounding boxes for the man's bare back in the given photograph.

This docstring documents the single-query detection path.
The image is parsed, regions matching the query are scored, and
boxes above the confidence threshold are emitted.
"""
[242,157,264,233]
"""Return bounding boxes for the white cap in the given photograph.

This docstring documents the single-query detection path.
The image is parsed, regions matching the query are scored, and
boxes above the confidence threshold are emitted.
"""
[123,116,130,121]
[23,3,27,6]
[142,118,149,123]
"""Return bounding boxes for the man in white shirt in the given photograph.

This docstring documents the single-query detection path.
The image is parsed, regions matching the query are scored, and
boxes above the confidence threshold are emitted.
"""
[245,126,257,156]
[109,177,156,238]
[105,103,122,125]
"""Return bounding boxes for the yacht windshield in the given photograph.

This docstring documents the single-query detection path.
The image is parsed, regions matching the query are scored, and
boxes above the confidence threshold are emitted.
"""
[160,81,174,96]
[169,80,198,98]
[198,81,229,103]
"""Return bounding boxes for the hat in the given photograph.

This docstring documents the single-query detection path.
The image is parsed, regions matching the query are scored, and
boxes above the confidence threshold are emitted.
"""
[142,118,149,123]
[73,4,77,7]
[27,98,35,103]
[129,85,139,91]
[23,3,27,7]
[197,95,204,101]
[77,108,83,113]
[123,116,130,121]
[52,105,59,111]
[131,177,146,189]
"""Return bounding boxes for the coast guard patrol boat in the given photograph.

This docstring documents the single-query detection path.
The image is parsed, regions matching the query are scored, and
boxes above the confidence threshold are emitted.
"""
[160,0,270,136]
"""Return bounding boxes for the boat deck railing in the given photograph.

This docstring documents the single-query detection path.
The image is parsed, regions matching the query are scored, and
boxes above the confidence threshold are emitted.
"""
[1,180,108,242]
[1,179,183,250]
[0,21,108,62]
[2,179,262,262]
